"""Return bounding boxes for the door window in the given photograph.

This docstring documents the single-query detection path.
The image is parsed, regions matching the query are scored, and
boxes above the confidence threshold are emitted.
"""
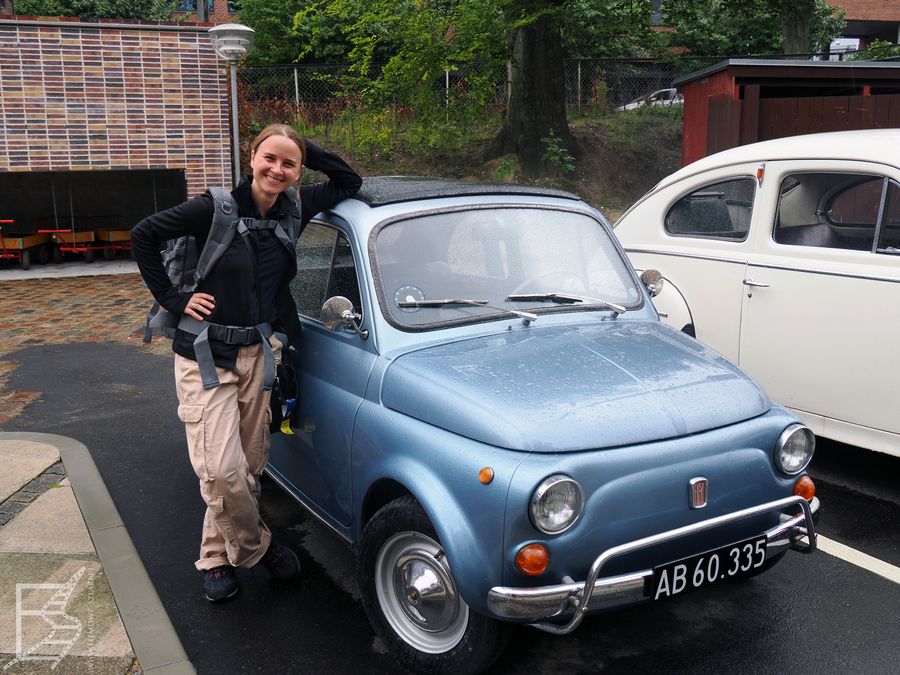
[774,173,882,251]
[290,222,362,321]
[877,181,900,254]
[665,178,754,240]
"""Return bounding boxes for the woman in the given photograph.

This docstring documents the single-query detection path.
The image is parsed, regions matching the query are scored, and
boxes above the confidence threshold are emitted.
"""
[132,125,361,602]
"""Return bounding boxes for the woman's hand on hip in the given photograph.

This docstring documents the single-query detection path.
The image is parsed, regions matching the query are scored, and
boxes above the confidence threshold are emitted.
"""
[185,293,215,320]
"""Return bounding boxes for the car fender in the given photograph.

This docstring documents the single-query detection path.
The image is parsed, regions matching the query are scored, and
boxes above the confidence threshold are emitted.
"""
[352,401,528,614]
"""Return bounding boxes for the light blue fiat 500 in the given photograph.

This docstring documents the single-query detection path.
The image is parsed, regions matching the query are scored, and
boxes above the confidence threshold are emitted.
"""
[268,177,819,674]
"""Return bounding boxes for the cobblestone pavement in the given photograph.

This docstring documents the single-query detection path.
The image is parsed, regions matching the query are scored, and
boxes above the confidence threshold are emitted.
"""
[0,274,171,425]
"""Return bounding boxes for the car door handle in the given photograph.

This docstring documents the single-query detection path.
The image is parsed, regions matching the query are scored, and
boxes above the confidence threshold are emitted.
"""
[743,278,769,288]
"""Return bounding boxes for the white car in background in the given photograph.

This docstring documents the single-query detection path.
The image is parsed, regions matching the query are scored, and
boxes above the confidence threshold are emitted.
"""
[617,88,684,111]
[614,129,900,458]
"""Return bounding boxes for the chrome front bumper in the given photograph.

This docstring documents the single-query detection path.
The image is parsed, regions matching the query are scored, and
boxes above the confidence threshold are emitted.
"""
[487,495,819,635]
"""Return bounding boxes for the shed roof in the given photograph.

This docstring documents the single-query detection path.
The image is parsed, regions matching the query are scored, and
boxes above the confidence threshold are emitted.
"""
[673,58,900,88]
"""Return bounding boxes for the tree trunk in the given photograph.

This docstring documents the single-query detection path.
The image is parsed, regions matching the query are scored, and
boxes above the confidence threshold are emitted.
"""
[487,12,575,176]
[781,0,813,58]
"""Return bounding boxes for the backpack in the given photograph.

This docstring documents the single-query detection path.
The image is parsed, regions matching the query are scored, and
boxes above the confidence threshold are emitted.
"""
[143,186,301,341]
[141,187,304,424]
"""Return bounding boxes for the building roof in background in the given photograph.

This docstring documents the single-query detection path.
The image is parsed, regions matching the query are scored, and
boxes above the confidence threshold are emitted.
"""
[830,0,900,22]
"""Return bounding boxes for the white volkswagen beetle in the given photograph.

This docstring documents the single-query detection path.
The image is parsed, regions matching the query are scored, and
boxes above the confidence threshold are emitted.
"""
[614,129,900,458]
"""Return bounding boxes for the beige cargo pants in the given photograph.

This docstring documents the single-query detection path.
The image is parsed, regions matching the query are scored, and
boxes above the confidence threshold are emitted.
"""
[174,336,282,571]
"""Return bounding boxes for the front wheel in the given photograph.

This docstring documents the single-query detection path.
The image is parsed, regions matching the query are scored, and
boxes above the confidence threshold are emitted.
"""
[358,496,510,675]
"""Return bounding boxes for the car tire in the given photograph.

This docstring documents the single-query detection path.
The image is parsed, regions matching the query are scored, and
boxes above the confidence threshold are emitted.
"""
[358,496,511,675]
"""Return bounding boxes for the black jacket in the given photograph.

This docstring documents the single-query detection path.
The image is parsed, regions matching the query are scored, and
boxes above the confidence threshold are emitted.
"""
[132,141,361,369]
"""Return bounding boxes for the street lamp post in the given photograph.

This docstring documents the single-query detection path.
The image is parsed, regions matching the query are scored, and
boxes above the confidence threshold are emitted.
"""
[208,23,255,187]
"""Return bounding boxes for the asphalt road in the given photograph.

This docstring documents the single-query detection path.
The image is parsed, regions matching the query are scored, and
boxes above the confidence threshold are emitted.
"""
[3,342,899,674]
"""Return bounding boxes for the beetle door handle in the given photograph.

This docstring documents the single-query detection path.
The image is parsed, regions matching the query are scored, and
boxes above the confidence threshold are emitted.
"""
[743,278,769,288]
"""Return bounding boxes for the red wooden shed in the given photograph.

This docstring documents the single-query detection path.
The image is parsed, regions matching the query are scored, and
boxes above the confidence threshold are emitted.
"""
[673,59,900,166]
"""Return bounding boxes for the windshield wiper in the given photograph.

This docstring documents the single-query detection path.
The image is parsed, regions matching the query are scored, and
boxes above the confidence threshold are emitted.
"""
[506,292,627,317]
[397,298,537,323]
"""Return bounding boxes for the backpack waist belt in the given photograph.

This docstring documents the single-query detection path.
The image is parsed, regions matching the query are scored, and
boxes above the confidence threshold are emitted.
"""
[177,315,282,391]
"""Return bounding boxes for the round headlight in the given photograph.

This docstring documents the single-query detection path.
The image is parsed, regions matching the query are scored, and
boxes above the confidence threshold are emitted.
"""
[529,475,584,535]
[775,424,815,475]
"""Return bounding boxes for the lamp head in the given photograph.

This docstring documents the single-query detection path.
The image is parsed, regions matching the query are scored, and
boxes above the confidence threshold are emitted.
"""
[208,23,255,61]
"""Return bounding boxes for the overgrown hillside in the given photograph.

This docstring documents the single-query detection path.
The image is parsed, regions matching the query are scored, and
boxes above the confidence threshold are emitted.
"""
[312,108,682,222]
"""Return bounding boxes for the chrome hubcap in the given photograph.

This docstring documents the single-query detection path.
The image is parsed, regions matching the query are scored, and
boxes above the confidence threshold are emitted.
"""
[375,532,468,653]
[394,550,458,631]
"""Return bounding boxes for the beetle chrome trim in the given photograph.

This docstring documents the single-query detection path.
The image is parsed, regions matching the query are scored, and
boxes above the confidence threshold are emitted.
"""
[623,247,900,285]
[487,495,818,633]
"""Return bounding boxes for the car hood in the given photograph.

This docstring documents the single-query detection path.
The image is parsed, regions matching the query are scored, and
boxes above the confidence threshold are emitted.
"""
[381,322,769,452]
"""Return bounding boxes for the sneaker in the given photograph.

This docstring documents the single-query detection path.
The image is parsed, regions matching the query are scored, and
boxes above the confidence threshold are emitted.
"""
[258,542,300,580]
[202,566,239,603]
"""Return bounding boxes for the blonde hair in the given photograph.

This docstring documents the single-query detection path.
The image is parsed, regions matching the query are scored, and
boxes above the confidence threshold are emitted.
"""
[250,124,306,163]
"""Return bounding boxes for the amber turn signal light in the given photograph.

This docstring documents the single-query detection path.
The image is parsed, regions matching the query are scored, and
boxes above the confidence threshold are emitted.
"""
[478,467,494,484]
[793,475,815,501]
[515,544,549,576]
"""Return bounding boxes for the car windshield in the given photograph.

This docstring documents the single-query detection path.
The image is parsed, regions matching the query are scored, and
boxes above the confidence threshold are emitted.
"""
[374,206,642,329]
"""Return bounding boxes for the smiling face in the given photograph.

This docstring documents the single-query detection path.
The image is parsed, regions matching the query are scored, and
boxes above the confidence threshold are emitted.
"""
[249,134,303,205]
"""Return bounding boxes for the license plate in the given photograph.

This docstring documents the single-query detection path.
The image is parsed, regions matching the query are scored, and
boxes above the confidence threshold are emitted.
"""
[652,535,767,600]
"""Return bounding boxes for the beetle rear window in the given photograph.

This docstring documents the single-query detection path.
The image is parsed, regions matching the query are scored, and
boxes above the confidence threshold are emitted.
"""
[665,178,754,240]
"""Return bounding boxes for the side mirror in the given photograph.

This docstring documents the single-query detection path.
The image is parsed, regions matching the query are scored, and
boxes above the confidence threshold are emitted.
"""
[321,296,368,340]
[640,269,664,297]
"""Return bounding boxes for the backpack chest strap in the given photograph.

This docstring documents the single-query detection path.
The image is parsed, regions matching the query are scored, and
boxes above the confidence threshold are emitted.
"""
[237,218,293,249]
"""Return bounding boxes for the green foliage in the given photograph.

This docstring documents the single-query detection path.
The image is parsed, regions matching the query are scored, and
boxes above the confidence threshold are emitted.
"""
[848,40,900,61]
[239,0,305,65]
[491,157,520,182]
[560,0,666,58]
[14,0,177,19]
[663,0,844,56]
[540,130,576,176]
[595,104,682,153]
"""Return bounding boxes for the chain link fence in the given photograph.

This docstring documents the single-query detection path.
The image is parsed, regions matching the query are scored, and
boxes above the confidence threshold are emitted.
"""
[239,56,726,124]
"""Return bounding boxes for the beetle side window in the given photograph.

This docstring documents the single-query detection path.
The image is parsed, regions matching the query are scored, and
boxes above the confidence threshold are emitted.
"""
[774,173,880,251]
[877,181,900,254]
[665,178,754,240]
[290,222,362,321]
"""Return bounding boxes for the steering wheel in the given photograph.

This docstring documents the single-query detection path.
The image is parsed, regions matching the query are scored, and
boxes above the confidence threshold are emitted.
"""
[511,270,589,295]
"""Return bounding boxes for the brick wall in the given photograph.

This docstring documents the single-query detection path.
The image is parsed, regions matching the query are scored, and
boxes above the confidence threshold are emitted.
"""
[0,17,231,197]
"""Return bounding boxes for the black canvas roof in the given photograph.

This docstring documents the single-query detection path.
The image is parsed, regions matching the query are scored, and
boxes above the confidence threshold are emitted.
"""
[353,176,581,207]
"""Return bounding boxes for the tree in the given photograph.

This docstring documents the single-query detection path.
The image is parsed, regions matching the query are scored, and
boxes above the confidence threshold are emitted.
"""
[488,1,574,175]
[13,0,177,20]
[663,0,844,57]
[560,0,663,58]
[288,0,658,175]
[240,0,357,65]
[848,40,900,61]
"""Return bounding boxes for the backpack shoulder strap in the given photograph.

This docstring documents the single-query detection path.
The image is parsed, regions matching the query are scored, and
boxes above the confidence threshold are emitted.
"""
[192,187,239,289]
[283,187,303,241]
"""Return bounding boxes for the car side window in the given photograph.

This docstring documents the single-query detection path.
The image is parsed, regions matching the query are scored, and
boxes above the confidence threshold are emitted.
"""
[774,173,881,252]
[665,178,754,240]
[877,181,900,254]
[290,222,362,322]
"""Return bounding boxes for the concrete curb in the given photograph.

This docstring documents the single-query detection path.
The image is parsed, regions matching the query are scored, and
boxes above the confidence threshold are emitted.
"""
[0,432,194,674]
